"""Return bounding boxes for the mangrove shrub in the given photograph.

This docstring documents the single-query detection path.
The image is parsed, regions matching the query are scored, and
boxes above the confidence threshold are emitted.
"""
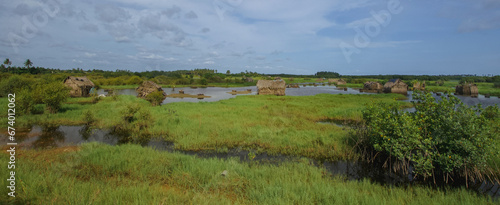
[144,91,165,106]
[362,92,499,181]
[42,82,69,113]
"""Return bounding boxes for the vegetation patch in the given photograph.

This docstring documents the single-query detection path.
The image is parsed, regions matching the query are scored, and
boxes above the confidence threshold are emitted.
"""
[359,92,500,183]
[0,143,496,204]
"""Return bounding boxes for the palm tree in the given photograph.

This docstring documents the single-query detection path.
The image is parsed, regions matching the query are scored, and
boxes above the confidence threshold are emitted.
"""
[25,59,34,74]
[3,58,11,72]
[24,59,32,69]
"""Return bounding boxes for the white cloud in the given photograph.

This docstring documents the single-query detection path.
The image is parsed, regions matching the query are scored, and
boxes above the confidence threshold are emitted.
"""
[84,52,96,57]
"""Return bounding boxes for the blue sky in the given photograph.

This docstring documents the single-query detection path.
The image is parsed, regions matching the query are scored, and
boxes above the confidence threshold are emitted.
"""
[1,0,499,75]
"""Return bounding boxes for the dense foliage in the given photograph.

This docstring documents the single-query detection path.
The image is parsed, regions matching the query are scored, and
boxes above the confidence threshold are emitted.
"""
[112,104,153,144]
[362,92,499,181]
[145,91,166,106]
[0,75,69,113]
[315,71,340,78]
[41,82,70,113]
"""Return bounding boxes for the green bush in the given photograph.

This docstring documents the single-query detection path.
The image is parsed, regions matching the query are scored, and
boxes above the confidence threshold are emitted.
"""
[113,106,153,144]
[126,75,143,85]
[435,80,444,86]
[83,110,96,126]
[144,91,165,106]
[200,78,208,85]
[41,82,69,113]
[0,75,33,97]
[16,88,36,115]
[362,92,499,180]
[494,82,500,88]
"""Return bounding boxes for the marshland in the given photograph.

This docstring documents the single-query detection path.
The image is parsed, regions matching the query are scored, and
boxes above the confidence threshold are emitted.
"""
[0,69,499,204]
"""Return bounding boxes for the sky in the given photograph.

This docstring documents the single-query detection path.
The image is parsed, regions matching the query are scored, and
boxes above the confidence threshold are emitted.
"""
[0,0,499,75]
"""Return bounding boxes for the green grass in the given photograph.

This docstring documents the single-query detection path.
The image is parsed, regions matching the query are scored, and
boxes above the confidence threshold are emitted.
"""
[100,82,258,90]
[1,94,410,160]
[476,83,500,97]
[425,81,500,96]
[419,80,456,93]
[0,143,495,204]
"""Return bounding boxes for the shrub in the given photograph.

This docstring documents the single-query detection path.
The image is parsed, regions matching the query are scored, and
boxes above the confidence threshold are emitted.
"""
[127,75,143,85]
[144,91,165,106]
[362,92,499,181]
[113,106,153,144]
[435,80,444,86]
[200,78,208,85]
[16,88,36,115]
[0,75,33,97]
[83,110,96,126]
[494,82,500,88]
[121,104,140,123]
[42,82,69,113]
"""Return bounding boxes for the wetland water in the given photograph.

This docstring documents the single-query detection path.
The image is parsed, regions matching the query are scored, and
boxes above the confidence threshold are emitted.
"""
[98,86,500,107]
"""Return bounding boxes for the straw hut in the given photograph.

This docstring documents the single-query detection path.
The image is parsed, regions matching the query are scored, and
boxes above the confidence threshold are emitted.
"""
[455,83,478,96]
[328,79,346,85]
[63,76,95,97]
[136,81,167,99]
[363,81,383,92]
[245,77,254,82]
[257,79,286,96]
[413,81,426,91]
[383,79,408,94]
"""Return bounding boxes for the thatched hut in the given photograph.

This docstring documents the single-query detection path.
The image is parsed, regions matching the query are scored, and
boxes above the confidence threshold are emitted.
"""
[136,81,166,99]
[413,81,426,91]
[63,76,95,97]
[363,81,383,92]
[383,79,408,94]
[455,83,478,96]
[257,79,286,96]
[328,79,346,85]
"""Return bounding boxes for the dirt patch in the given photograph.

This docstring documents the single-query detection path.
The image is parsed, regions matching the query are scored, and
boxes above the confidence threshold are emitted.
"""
[226,90,252,95]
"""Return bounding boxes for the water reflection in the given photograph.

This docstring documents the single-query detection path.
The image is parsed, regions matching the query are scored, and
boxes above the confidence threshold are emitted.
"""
[97,87,500,107]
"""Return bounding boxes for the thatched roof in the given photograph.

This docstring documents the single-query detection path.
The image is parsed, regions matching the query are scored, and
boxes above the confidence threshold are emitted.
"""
[64,76,95,87]
[257,79,286,96]
[383,79,408,94]
[136,81,166,99]
[64,76,95,97]
[363,81,383,90]
[328,78,346,85]
[456,83,478,96]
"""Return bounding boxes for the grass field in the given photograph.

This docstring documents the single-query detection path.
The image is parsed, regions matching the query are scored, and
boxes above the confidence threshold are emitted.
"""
[425,81,500,96]
[1,93,410,160]
[0,143,496,204]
